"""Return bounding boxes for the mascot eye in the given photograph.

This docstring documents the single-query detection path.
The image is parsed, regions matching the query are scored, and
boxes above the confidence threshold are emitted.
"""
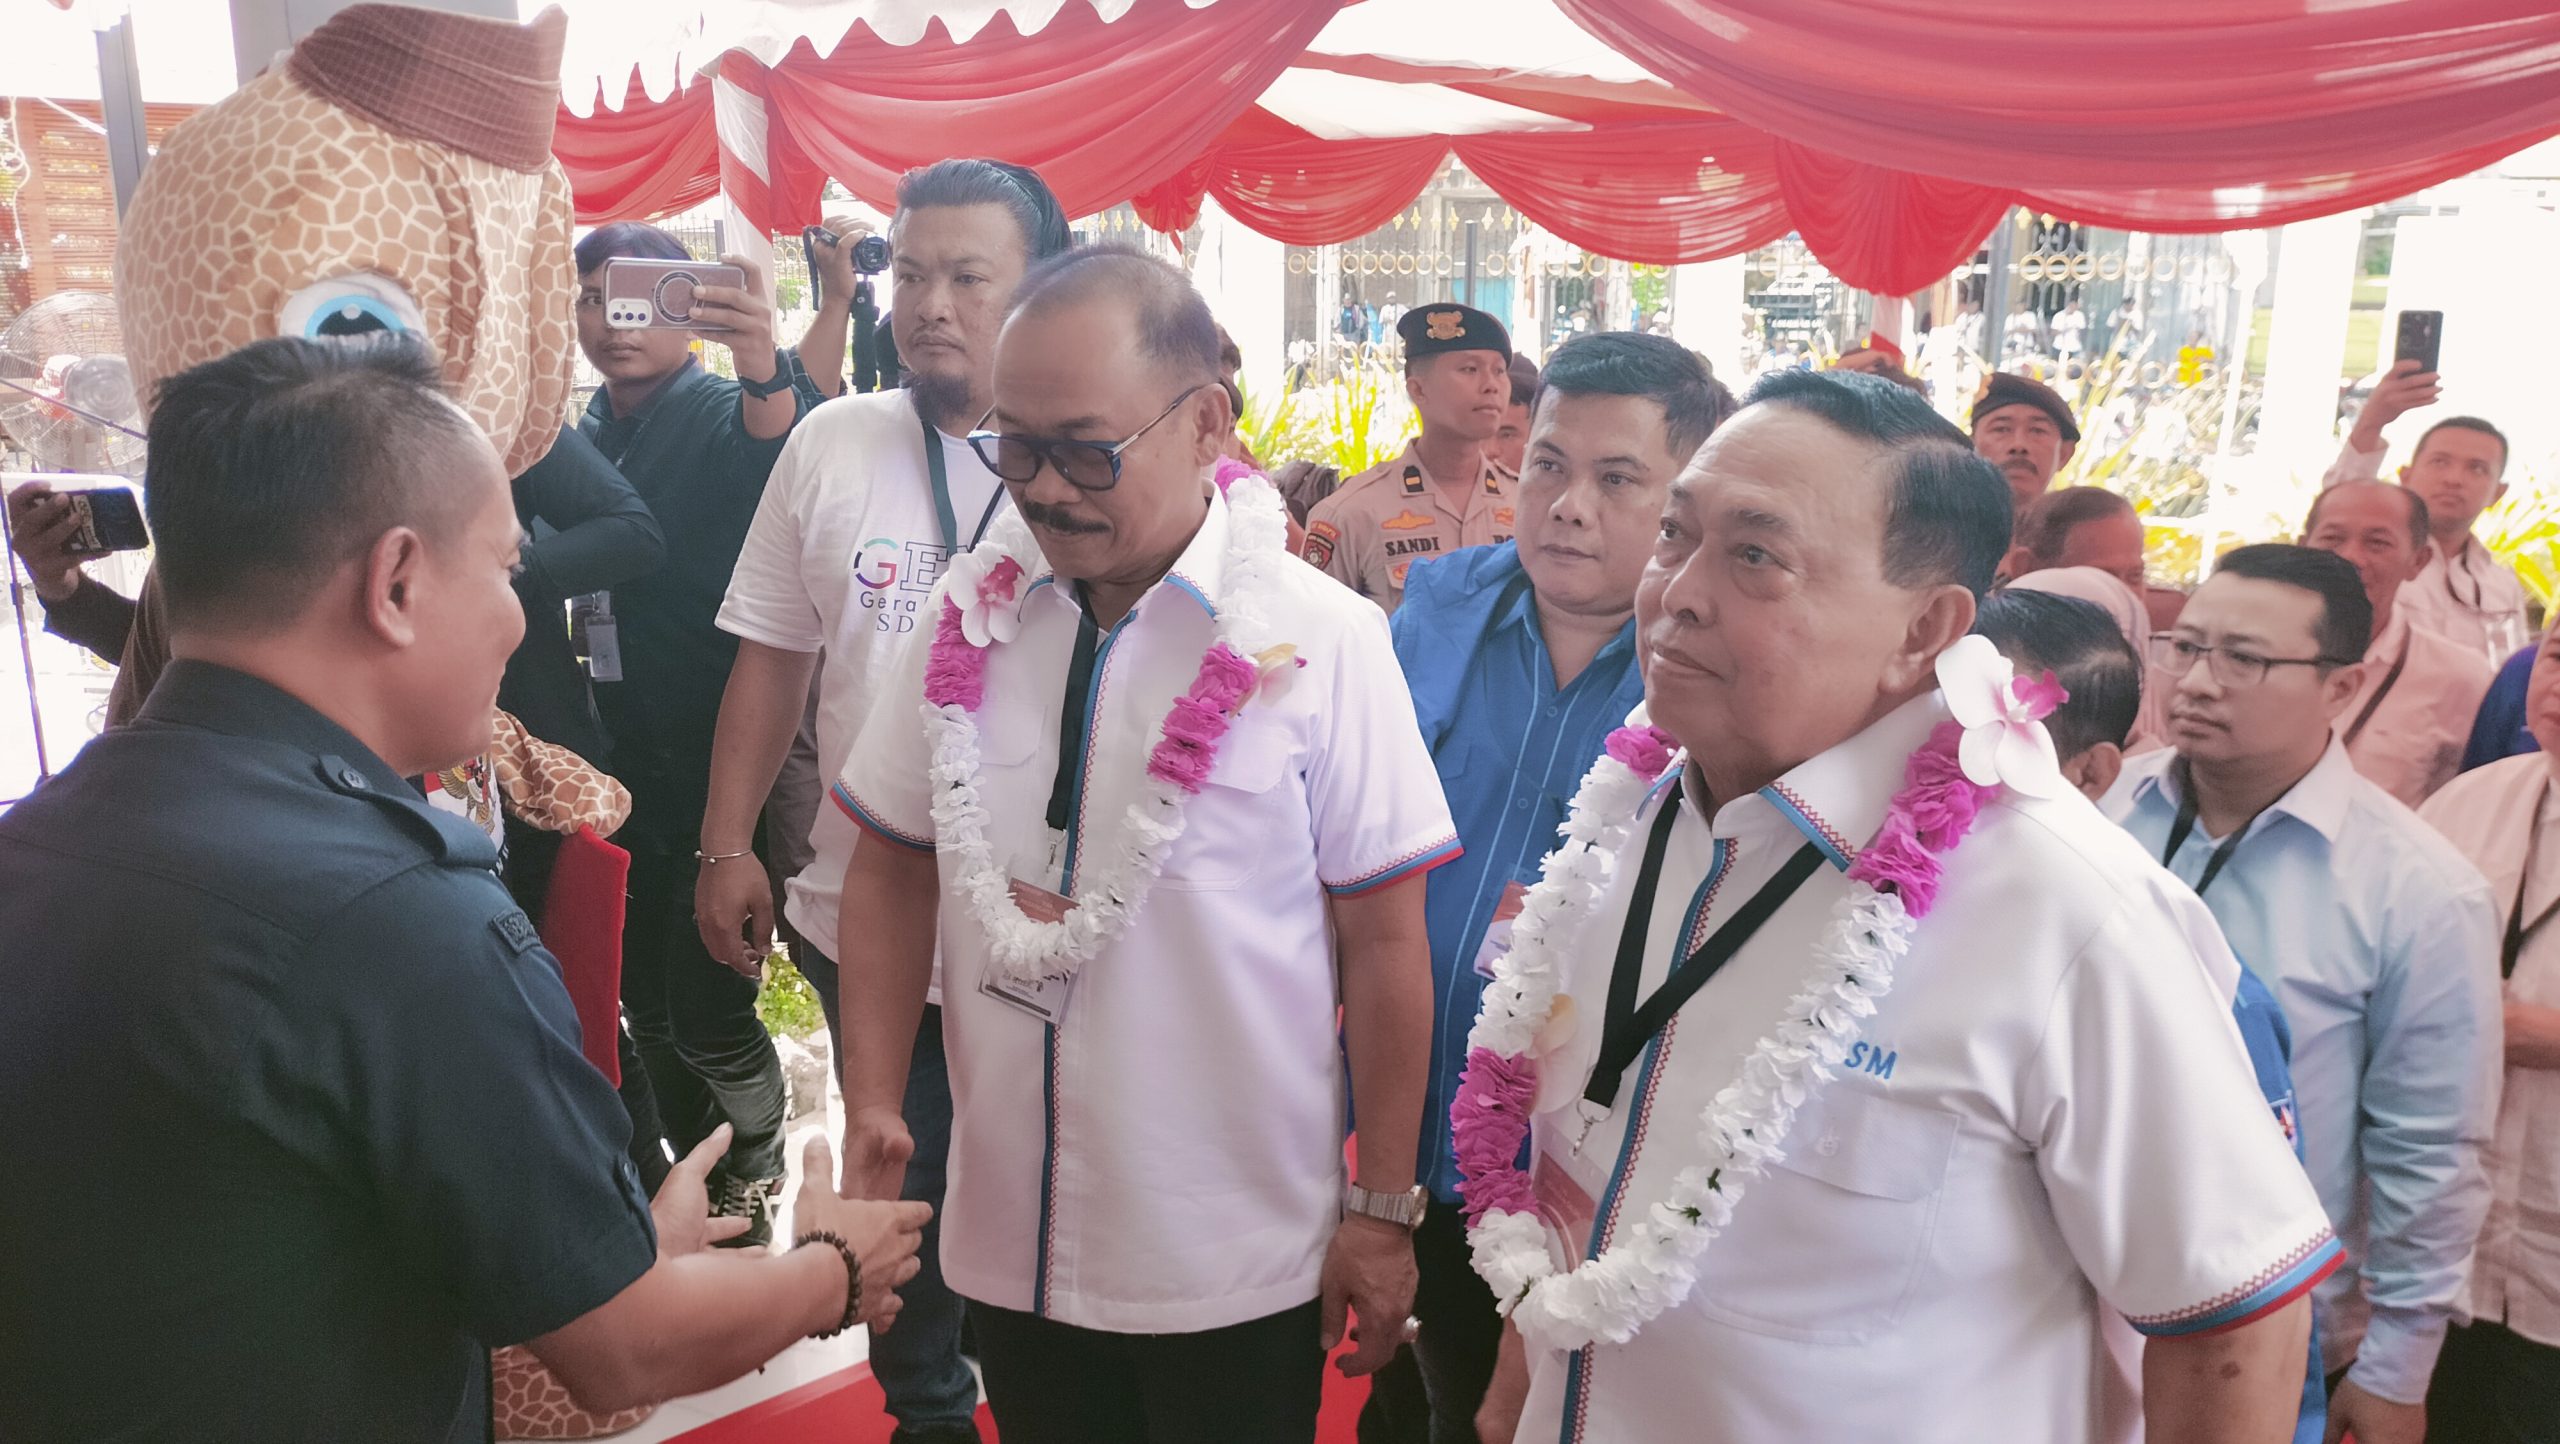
[277,273,425,340]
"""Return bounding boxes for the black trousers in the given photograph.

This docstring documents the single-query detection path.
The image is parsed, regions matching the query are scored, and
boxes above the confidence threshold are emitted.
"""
[2428,1319,2560,1444]
[1357,1200,1504,1444]
[971,1299,1325,1444]
[619,847,788,1182]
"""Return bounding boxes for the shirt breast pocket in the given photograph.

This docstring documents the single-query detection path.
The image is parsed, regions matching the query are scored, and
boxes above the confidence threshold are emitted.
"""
[1687,1086,1959,1343]
[1158,719,1299,892]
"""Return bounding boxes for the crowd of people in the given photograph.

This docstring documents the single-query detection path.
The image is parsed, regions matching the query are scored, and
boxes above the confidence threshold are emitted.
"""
[0,9,2553,1444]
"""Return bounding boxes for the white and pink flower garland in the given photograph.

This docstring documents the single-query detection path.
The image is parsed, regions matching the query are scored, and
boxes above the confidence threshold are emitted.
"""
[919,459,1300,987]
[1453,635,2064,1354]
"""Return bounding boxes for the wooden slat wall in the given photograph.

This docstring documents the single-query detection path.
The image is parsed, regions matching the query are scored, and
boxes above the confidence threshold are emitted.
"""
[2,99,199,327]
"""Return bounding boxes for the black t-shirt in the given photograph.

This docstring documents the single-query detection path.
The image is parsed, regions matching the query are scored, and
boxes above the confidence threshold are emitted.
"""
[0,662,658,1443]
[580,361,799,852]
[502,423,664,766]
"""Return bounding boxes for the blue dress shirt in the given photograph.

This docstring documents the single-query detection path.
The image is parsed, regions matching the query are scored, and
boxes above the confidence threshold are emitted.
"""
[2110,740,2503,1403]
[2460,642,2538,774]
[1391,542,1646,1203]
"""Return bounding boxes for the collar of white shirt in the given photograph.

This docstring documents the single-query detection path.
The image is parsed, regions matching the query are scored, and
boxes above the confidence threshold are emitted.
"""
[2127,733,2357,847]
[1022,483,1230,625]
[1678,692,1947,869]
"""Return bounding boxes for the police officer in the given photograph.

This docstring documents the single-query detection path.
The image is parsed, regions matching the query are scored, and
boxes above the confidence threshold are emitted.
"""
[0,336,927,1443]
[1305,302,1516,612]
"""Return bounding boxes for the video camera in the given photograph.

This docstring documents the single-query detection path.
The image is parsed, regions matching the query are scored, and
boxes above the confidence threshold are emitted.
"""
[802,226,901,393]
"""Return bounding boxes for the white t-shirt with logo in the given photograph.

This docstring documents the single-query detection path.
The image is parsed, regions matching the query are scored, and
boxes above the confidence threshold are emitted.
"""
[717,389,1006,968]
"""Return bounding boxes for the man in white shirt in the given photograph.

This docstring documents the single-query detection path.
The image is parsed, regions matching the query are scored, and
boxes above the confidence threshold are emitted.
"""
[2417,620,2560,1443]
[2323,360,2529,667]
[2110,544,2503,1444]
[835,247,1455,1442]
[2300,481,2494,806]
[693,158,1072,1444]
[1477,370,2333,1444]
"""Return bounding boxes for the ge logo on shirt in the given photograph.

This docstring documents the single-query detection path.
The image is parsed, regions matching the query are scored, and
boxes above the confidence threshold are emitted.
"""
[855,537,951,634]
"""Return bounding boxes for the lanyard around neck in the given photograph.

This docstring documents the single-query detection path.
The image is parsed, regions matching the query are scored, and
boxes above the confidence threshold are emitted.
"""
[2341,625,2414,749]
[2505,780,2560,979]
[1584,784,1826,1112]
[2162,759,2251,898]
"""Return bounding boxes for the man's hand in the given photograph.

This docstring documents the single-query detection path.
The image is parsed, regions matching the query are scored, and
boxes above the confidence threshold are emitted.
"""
[2326,1379,2424,1444]
[1476,1322,1529,1444]
[840,1103,915,1203]
[6,480,92,603]
[2349,360,2443,452]
[652,1124,753,1258]
[691,252,781,381]
[810,217,868,312]
[693,857,775,978]
[1320,1214,1419,1378]
[790,1134,931,1333]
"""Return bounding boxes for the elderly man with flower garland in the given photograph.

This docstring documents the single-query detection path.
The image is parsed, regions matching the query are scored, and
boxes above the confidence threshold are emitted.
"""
[1462,369,2340,1444]
[832,245,1457,1443]
[1359,332,1731,1444]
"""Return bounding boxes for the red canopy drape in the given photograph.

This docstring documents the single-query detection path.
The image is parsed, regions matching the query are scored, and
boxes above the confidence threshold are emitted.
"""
[553,75,719,225]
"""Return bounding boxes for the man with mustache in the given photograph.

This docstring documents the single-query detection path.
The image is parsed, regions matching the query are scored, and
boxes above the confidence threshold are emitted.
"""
[1971,371,2081,520]
[694,158,1071,1443]
[2109,544,2502,1444]
[1304,303,1516,613]
[1475,370,2331,1443]
[834,247,1452,1441]
[1370,333,1731,1443]
[2300,481,2494,807]
[2322,363,2527,667]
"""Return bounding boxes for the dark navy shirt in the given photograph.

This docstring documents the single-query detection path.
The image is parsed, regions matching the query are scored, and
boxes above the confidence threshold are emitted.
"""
[0,662,656,1443]
[1390,542,1645,1203]
[2461,642,2539,774]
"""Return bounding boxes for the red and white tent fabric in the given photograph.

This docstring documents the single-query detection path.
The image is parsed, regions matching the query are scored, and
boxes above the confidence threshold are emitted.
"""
[548,0,2560,294]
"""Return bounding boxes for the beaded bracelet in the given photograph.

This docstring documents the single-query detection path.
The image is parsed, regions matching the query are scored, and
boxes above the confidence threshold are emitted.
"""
[795,1230,862,1338]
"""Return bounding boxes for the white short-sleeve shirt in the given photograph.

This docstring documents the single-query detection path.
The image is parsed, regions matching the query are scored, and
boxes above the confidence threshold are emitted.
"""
[715,390,1006,965]
[838,486,1460,1333]
[1516,696,2341,1443]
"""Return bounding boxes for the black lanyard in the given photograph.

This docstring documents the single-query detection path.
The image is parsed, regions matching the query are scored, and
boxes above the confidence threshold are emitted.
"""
[1584,785,1826,1111]
[1044,586,1102,839]
[2341,626,2414,749]
[2161,761,2249,897]
[922,409,1008,554]
[2446,545,2485,612]
[2504,782,2560,980]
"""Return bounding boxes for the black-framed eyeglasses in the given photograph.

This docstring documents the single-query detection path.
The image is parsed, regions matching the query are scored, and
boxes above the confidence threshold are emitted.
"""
[967,384,1208,493]
[2146,633,2352,688]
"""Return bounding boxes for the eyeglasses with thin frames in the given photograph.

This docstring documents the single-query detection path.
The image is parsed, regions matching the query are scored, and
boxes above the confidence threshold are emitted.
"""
[2145,633,2352,688]
[967,384,1209,493]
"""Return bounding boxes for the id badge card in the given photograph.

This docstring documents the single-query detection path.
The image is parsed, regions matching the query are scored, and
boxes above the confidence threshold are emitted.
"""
[981,828,1074,1025]
[1471,880,1533,979]
[1532,1142,1600,1272]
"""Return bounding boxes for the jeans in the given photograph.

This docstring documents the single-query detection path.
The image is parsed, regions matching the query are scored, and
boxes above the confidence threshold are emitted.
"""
[971,1299,1324,1444]
[1357,1200,1503,1444]
[798,948,977,1434]
[620,848,787,1182]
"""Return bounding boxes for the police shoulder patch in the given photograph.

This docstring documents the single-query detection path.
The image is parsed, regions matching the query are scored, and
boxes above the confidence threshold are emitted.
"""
[489,908,543,955]
[1303,518,1340,568]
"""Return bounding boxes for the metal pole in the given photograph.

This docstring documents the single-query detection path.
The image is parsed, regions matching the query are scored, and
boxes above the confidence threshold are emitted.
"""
[1980,208,2015,374]
[1464,220,1479,309]
[1,492,54,786]
[96,18,151,216]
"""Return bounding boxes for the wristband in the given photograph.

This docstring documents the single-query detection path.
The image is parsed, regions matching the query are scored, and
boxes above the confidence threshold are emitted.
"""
[695,848,753,865]
[736,349,798,400]
[796,1229,862,1338]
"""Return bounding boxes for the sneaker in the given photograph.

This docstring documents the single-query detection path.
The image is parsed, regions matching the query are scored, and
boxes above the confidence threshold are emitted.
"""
[710,1171,783,1249]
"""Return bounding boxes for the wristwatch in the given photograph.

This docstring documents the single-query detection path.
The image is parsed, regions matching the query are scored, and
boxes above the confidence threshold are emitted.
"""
[1344,1182,1428,1231]
[736,348,798,400]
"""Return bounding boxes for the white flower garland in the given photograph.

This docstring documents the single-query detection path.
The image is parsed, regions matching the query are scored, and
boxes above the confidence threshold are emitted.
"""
[924,475,1295,986]
[1464,744,1915,1355]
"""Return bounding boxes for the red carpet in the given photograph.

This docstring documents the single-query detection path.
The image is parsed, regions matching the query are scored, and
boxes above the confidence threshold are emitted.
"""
[669,1349,1373,1442]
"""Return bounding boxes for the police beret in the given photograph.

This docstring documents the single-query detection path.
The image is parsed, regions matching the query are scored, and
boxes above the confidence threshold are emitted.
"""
[1399,303,1511,363]
[1971,371,2081,444]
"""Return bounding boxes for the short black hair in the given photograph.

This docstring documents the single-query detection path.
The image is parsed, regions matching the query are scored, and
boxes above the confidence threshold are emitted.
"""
[893,158,1073,262]
[573,220,689,275]
[1972,590,2141,759]
[1540,331,1735,458]
[1509,351,1542,411]
[1009,242,1219,381]
[1744,368,2013,597]
[2415,415,2510,476]
[2304,481,2430,552]
[2211,543,2374,664]
[143,334,487,628]
[2015,486,2135,564]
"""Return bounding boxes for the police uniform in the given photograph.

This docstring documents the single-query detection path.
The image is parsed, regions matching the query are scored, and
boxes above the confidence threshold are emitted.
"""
[1304,303,1517,613]
[0,661,658,1443]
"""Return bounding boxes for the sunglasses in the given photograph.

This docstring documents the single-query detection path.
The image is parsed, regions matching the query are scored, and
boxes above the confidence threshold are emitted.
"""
[967,385,1208,493]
